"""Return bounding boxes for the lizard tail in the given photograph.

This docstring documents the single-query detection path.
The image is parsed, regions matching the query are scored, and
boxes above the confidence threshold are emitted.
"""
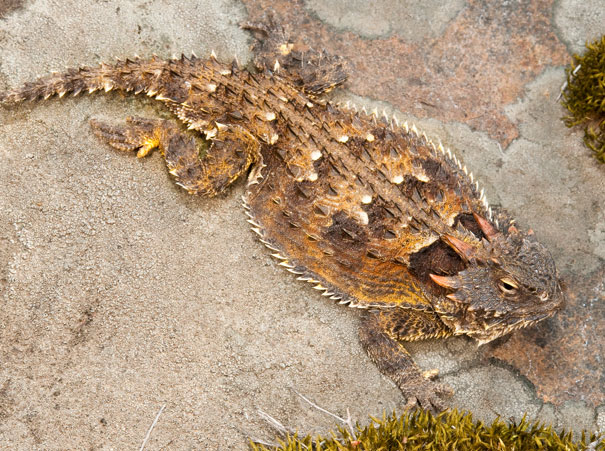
[0,57,174,104]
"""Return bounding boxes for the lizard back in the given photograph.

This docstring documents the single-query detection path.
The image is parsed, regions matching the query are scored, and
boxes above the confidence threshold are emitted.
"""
[243,88,491,309]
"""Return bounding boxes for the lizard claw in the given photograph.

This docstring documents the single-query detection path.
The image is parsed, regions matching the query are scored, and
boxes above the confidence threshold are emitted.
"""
[402,377,453,412]
[422,368,440,380]
[90,116,160,157]
[240,12,347,97]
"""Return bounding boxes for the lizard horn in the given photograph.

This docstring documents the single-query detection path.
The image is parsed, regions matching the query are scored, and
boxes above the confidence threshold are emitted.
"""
[442,234,475,261]
[429,273,460,289]
[446,293,463,302]
[473,213,499,241]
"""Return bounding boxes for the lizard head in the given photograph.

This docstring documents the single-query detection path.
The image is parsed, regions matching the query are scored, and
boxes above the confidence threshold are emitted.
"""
[429,213,564,345]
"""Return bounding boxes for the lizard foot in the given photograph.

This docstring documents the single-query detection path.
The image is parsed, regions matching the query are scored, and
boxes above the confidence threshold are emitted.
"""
[402,377,453,412]
[90,116,260,196]
[241,12,347,97]
[89,116,160,158]
[359,311,455,412]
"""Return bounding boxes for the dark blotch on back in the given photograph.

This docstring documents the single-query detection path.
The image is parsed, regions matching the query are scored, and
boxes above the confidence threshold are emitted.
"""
[323,210,369,251]
[420,157,458,190]
[409,240,466,295]
[401,159,455,204]
[455,213,485,239]
[362,195,397,238]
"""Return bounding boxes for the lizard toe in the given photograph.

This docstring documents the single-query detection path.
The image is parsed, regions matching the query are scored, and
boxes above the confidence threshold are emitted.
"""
[403,379,453,412]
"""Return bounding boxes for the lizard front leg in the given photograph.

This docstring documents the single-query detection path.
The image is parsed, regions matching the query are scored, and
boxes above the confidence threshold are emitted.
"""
[90,117,261,196]
[358,309,453,411]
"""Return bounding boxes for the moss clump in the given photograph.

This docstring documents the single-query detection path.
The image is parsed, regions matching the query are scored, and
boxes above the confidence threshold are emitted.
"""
[561,35,605,162]
[252,409,604,450]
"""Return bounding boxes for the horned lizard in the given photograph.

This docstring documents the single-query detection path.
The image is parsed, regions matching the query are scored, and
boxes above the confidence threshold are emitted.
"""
[0,19,564,410]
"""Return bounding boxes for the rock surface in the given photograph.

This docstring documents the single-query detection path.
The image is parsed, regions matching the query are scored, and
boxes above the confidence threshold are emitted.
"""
[0,0,603,448]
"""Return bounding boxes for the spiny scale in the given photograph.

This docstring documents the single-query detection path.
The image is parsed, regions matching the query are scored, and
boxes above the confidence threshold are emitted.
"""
[0,24,563,411]
[1,52,487,308]
[242,85,491,309]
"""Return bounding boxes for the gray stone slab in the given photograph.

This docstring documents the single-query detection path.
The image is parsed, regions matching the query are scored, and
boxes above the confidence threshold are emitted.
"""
[1,0,603,448]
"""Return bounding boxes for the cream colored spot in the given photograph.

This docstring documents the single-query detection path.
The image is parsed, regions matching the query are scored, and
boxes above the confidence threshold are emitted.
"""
[279,43,294,55]
[207,83,217,92]
[366,133,375,142]
[264,111,276,121]
[415,173,430,183]
[361,194,372,204]
[358,211,369,225]
[306,102,314,108]
[220,69,232,76]
[392,175,404,184]
[270,133,279,144]
[308,172,318,182]
[310,150,322,161]
[338,135,349,143]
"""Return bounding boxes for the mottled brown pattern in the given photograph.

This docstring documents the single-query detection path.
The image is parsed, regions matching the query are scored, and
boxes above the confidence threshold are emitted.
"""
[0,20,564,410]
[242,0,568,147]
[490,268,605,406]
[241,0,594,409]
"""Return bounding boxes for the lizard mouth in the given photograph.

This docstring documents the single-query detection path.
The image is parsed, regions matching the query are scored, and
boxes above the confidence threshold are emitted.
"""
[469,305,561,345]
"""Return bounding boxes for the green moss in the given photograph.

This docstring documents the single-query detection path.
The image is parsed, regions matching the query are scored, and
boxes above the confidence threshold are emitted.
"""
[251,409,604,451]
[561,35,605,162]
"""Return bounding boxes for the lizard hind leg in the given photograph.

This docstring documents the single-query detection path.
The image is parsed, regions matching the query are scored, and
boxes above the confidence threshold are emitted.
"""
[241,15,347,97]
[90,116,161,157]
[89,117,261,196]
[359,310,454,411]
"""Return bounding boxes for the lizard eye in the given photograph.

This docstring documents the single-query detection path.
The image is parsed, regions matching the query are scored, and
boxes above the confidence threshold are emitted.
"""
[498,277,518,294]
